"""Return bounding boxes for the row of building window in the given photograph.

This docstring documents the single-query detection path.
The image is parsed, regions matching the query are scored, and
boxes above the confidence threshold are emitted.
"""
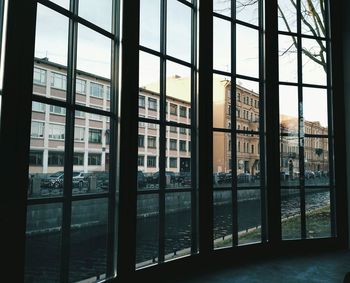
[34,67,110,99]
[138,135,190,151]
[237,93,259,108]
[137,155,181,168]
[29,151,102,166]
[231,106,259,122]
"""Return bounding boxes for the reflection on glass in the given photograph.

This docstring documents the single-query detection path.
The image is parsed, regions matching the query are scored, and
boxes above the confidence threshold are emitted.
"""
[28,102,66,199]
[278,0,297,32]
[302,38,327,85]
[213,132,232,188]
[140,0,160,51]
[279,35,298,83]
[77,24,111,79]
[25,203,62,282]
[303,87,328,130]
[69,199,108,282]
[78,0,112,32]
[213,17,231,72]
[213,74,230,129]
[236,24,259,78]
[136,194,159,268]
[301,0,325,37]
[165,192,191,260]
[280,136,300,186]
[279,85,298,134]
[167,0,191,62]
[139,51,160,97]
[213,0,231,17]
[304,138,329,186]
[281,188,301,239]
[213,190,232,249]
[238,189,261,245]
[166,60,191,103]
[305,189,331,238]
[138,123,159,190]
[166,126,191,189]
[236,0,259,26]
[237,134,260,188]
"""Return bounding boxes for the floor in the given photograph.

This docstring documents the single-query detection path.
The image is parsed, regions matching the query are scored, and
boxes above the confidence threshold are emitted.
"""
[171,250,350,283]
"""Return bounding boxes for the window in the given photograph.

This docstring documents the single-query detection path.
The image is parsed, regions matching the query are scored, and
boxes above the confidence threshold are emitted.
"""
[76,79,86,94]
[89,111,103,121]
[75,110,86,118]
[74,127,85,141]
[138,155,144,166]
[88,153,101,165]
[170,103,177,115]
[90,82,104,98]
[170,126,177,133]
[31,121,44,138]
[29,150,43,166]
[73,152,84,165]
[106,86,111,100]
[147,156,156,168]
[49,105,66,115]
[48,124,65,140]
[169,157,177,168]
[48,151,64,166]
[138,135,144,147]
[139,95,145,108]
[33,68,46,85]
[180,140,186,152]
[51,72,67,90]
[147,136,156,148]
[148,98,157,111]
[32,101,45,112]
[170,139,177,150]
[88,129,102,143]
[180,106,187,117]
[180,128,187,135]
[251,144,254,154]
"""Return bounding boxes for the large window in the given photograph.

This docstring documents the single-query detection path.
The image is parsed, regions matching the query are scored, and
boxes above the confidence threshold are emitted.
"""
[33,67,46,85]
[51,72,67,90]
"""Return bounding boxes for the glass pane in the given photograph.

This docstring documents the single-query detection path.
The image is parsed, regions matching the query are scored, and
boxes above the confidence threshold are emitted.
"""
[236,79,260,131]
[50,0,69,9]
[305,188,331,238]
[136,194,159,268]
[213,0,231,17]
[301,0,326,37]
[302,38,327,85]
[28,103,66,199]
[78,0,113,32]
[140,0,161,51]
[238,189,261,245]
[213,132,232,188]
[303,87,328,131]
[213,74,230,129]
[138,123,160,190]
[280,136,300,186]
[304,137,329,186]
[279,85,298,134]
[278,0,297,33]
[213,190,232,249]
[237,134,260,187]
[279,35,298,83]
[236,24,259,78]
[77,24,111,79]
[25,203,62,282]
[167,0,191,62]
[69,199,108,282]
[166,126,191,189]
[236,0,259,26]
[281,188,301,240]
[165,192,192,260]
[213,17,231,72]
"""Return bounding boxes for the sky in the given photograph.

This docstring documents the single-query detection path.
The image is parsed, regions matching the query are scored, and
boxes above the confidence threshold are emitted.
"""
[33,0,329,127]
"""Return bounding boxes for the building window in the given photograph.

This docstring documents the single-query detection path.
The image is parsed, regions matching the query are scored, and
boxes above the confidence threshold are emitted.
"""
[147,156,157,168]
[88,153,101,165]
[89,111,103,121]
[106,86,111,100]
[33,67,46,85]
[48,124,65,140]
[88,129,102,143]
[251,144,254,154]
[138,155,145,166]
[179,128,187,135]
[148,98,157,111]
[48,151,64,166]
[170,126,177,133]
[31,121,44,138]
[169,157,177,168]
[75,110,86,118]
[139,95,145,108]
[170,103,178,115]
[32,101,45,112]
[188,141,191,152]
[29,150,43,166]
[147,136,156,148]
[90,82,104,98]
[74,127,85,141]
[170,139,177,150]
[49,105,66,115]
[180,140,187,152]
[51,72,67,90]
[138,135,145,147]
[73,153,84,165]
[180,106,187,117]
[76,79,86,94]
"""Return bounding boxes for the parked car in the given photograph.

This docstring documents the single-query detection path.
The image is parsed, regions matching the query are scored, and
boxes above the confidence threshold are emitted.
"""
[237,173,252,183]
[41,171,64,189]
[176,172,191,186]
[138,170,146,188]
[72,171,89,189]
[305,170,315,179]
